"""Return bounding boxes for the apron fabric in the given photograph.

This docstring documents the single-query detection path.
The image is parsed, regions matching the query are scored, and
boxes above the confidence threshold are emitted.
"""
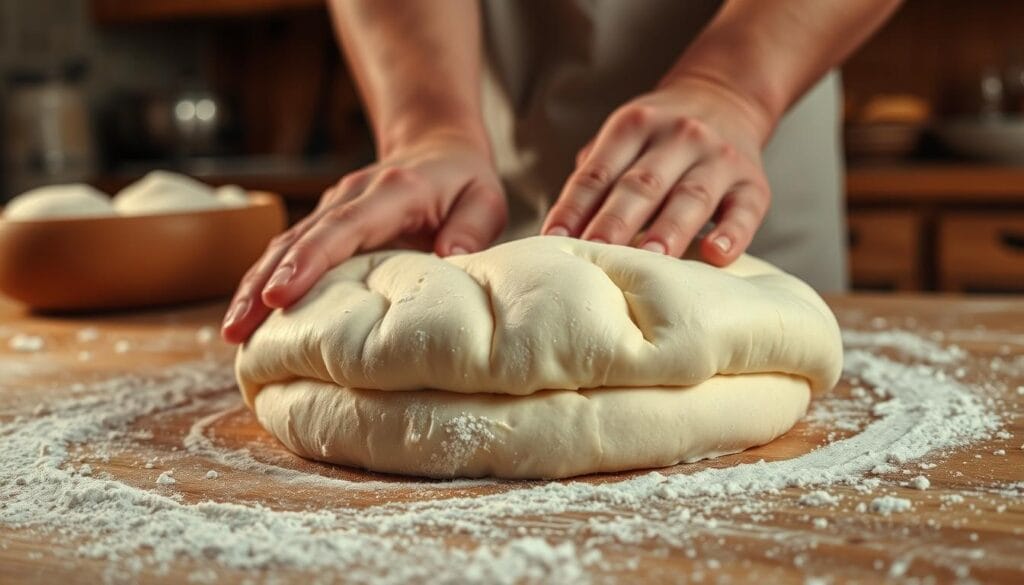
[480,0,847,291]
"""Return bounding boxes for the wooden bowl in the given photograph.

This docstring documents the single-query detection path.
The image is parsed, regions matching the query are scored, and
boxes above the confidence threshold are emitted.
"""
[0,191,286,311]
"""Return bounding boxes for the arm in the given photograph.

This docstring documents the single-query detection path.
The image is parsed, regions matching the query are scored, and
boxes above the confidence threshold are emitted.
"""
[544,0,901,263]
[222,0,506,343]
[665,0,902,143]
[330,0,490,156]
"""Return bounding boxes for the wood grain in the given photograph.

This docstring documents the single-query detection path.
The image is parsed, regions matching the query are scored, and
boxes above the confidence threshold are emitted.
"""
[0,294,1022,584]
[846,165,1024,203]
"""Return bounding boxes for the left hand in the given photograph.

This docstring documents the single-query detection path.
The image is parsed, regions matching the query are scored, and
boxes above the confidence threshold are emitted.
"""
[542,75,774,265]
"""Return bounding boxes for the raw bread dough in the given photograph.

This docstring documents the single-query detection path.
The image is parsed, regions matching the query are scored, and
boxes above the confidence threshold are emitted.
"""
[114,171,229,215]
[3,184,115,221]
[236,236,843,479]
[215,185,249,207]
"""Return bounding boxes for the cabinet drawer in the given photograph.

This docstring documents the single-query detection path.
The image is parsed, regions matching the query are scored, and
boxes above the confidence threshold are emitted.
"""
[938,213,1024,292]
[847,211,923,290]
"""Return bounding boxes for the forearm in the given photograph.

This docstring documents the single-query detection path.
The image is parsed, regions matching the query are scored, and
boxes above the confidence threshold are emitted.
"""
[328,0,489,157]
[662,0,902,143]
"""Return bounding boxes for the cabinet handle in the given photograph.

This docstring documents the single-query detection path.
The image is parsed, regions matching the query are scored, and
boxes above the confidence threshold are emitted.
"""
[1001,231,1024,251]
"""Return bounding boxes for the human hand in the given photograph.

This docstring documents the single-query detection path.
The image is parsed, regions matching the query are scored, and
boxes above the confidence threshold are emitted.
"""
[221,130,507,344]
[542,75,774,265]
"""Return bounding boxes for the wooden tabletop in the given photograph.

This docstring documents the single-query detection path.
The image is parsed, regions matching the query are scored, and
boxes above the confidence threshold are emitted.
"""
[1,294,1022,584]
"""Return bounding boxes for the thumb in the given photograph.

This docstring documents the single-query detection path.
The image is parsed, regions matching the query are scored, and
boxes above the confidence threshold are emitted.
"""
[434,182,507,256]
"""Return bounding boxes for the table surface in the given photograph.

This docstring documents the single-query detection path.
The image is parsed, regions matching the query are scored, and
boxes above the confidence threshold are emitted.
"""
[1,294,1022,584]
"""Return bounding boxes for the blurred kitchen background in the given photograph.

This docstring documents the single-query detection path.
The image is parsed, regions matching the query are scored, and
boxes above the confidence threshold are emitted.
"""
[1,0,1023,293]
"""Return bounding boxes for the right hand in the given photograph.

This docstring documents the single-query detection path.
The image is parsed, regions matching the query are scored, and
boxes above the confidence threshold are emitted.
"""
[221,131,507,344]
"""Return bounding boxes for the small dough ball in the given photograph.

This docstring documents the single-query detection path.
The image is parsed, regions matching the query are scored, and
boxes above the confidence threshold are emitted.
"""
[3,184,115,221]
[215,185,249,208]
[114,171,220,215]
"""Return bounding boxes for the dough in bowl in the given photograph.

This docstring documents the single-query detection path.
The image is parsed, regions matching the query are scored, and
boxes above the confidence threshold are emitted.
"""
[236,236,843,479]
[114,170,229,215]
[3,184,115,221]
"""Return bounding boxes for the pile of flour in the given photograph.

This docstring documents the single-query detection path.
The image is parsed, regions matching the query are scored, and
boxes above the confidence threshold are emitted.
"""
[0,325,1018,584]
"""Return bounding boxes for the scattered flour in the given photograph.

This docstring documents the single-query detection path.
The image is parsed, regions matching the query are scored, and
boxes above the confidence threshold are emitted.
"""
[798,490,840,507]
[9,333,45,352]
[0,328,1015,583]
[870,496,912,515]
[76,328,100,343]
[195,326,217,345]
[910,476,930,491]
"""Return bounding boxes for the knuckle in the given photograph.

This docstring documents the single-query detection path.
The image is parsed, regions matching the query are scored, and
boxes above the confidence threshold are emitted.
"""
[672,181,716,209]
[717,143,738,161]
[571,163,615,192]
[611,105,653,132]
[377,166,416,187]
[620,169,665,199]
[335,172,364,193]
[672,116,707,141]
[668,117,693,137]
[323,203,362,225]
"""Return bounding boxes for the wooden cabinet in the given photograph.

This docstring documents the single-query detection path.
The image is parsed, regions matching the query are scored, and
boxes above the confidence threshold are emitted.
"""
[847,211,923,290]
[938,214,1024,292]
[846,165,1024,292]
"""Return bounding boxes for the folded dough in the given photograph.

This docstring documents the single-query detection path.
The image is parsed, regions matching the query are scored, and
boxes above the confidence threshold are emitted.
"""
[236,236,843,479]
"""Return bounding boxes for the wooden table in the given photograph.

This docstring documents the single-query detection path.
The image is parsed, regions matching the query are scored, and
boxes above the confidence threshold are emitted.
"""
[1,295,1022,584]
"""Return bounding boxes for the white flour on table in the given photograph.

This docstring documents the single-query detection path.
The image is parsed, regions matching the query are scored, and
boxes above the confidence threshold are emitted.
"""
[0,327,1020,584]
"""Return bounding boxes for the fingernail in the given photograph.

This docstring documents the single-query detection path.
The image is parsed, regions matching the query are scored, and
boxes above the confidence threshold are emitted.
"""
[546,226,569,237]
[641,241,666,254]
[450,245,469,256]
[588,237,608,244]
[266,264,295,290]
[223,298,250,328]
[712,235,732,253]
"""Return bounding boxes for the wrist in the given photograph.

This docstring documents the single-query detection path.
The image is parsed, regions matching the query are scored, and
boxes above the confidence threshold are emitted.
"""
[378,108,492,160]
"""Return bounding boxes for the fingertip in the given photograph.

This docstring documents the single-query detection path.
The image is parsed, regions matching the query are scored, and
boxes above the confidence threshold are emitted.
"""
[220,322,249,345]
[220,297,259,344]
[639,240,667,254]
[700,232,740,266]
[260,286,288,309]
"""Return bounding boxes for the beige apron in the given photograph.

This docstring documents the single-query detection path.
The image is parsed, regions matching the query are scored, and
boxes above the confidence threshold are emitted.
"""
[481,0,847,291]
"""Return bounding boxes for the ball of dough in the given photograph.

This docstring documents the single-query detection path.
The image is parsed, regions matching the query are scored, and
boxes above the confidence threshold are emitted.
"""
[214,185,249,208]
[236,236,843,479]
[3,184,115,221]
[113,170,222,215]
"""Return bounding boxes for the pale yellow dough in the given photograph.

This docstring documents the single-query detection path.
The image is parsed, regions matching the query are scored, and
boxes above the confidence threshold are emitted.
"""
[236,236,843,479]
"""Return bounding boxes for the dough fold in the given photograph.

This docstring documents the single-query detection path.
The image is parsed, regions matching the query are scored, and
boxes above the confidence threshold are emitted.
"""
[236,236,842,479]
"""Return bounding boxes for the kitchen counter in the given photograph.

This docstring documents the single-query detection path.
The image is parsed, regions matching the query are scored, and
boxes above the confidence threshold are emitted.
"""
[1,295,1022,583]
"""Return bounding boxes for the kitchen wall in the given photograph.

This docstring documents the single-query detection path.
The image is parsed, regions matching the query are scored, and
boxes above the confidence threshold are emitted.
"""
[2,0,1022,292]
[0,0,207,196]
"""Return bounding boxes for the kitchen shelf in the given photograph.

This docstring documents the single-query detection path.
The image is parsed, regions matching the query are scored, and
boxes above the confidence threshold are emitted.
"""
[845,163,1024,293]
[91,0,323,25]
[846,164,1024,204]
